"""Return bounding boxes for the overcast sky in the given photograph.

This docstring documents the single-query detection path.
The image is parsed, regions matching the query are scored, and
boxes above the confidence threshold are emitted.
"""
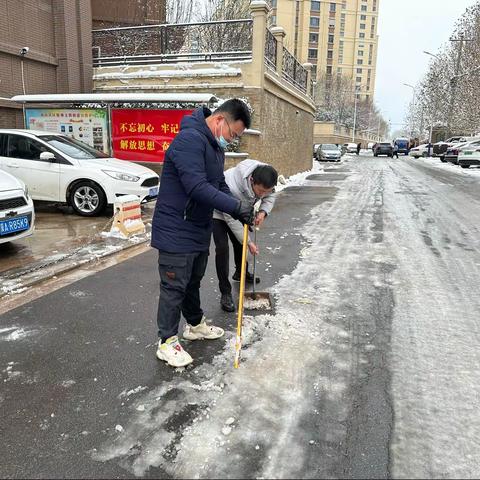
[375,0,476,132]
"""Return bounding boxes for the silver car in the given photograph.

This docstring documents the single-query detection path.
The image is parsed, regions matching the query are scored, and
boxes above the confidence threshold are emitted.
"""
[316,144,342,162]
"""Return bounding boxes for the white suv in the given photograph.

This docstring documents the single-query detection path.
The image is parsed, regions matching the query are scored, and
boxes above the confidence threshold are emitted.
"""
[0,170,35,244]
[0,130,159,216]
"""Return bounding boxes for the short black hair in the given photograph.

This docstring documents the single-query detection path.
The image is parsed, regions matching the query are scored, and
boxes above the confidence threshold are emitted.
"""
[251,164,278,189]
[214,99,251,129]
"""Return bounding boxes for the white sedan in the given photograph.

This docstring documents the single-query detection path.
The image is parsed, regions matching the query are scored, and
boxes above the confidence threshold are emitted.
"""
[409,144,432,158]
[0,170,35,244]
[0,129,159,216]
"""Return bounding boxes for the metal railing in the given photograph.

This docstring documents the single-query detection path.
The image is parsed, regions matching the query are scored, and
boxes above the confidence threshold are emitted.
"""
[282,47,308,93]
[264,29,277,70]
[92,19,253,67]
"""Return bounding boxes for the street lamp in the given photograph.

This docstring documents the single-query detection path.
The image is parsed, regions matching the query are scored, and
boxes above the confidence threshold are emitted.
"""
[423,50,441,61]
[403,83,416,138]
[352,84,366,143]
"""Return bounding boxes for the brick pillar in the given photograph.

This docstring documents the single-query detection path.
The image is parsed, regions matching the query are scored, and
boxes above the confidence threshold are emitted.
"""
[302,63,313,97]
[270,26,286,76]
[250,0,270,87]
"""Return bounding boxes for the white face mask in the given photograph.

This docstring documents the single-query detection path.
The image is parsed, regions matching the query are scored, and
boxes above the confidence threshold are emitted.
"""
[215,120,230,149]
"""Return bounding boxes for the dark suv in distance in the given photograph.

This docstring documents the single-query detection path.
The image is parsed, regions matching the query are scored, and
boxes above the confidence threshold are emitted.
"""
[373,142,393,157]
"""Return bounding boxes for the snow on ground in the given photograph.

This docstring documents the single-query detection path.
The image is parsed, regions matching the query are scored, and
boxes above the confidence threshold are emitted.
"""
[92,160,357,477]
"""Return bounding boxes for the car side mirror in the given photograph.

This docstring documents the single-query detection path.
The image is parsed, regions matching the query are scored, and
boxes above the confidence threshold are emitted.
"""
[40,151,56,162]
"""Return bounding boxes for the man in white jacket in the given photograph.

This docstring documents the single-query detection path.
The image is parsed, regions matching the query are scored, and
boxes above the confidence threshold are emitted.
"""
[213,159,277,312]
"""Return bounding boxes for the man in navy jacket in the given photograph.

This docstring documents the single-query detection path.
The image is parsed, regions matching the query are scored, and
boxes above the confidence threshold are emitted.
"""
[152,99,254,368]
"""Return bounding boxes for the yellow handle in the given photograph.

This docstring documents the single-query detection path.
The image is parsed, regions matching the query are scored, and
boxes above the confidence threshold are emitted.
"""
[234,223,250,368]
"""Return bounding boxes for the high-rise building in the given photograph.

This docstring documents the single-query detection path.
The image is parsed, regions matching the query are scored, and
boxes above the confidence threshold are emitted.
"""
[271,0,380,100]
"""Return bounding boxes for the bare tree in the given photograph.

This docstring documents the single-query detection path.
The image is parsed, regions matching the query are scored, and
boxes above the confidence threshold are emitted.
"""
[406,1,480,139]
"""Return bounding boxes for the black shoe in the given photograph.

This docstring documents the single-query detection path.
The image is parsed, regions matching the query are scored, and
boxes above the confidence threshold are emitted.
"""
[220,293,235,312]
[232,270,260,284]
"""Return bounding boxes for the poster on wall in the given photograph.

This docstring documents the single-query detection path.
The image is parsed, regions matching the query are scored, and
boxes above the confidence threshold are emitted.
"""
[111,109,193,163]
[25,108,109,153]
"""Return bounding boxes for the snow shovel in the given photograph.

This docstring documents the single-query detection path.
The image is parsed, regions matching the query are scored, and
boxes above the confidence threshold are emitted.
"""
[234,223,249,368]
[243,226,273,311]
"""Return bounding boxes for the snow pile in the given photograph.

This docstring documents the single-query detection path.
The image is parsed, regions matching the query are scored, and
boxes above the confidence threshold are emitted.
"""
[92,162,353,478]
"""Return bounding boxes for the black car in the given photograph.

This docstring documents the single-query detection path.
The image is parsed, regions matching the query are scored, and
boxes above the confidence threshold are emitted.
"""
[373,142,393,157]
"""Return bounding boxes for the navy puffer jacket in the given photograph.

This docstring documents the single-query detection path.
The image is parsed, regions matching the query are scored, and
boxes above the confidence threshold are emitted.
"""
[151,107,239,253]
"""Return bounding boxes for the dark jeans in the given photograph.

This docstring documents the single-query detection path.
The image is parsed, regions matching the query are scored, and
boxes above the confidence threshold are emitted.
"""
[156,250,209,342]
[212,219,245,295]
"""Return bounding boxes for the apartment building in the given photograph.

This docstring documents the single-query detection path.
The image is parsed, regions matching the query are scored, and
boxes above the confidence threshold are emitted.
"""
[271,0,380,100]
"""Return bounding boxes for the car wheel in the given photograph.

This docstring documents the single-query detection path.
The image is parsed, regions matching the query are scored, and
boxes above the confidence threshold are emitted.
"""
[460,165,470,169]
[69,180,107,216]
[440,156,446,163]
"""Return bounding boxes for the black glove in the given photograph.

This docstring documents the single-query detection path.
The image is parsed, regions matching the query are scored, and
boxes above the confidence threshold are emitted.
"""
[232,200,254,225]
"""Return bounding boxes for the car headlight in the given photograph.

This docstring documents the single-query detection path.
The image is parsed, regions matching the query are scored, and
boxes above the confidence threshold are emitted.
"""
[102,170,140,182]
[23,185,29,199]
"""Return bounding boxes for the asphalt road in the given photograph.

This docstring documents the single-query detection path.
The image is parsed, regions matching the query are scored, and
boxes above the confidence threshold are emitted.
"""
[2,155,480,478]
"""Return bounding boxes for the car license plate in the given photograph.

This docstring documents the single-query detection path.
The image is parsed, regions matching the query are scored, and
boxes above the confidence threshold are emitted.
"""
[0,216,29,236]
[464,151,473,155]
[149,187,159,197]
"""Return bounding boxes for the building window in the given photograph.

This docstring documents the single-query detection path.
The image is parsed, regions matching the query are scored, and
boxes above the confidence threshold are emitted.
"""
[360,23,366,29]
[271,0,277,6]
[311,1,321,11]
[358,50,364,56]
[337,67,342,74]
[309,33,319,43]
[270,15,277,24]
[326,66,333,75]
[328,34,334,43]
[357,68,363,73]
[338,55,343,62]
[310,17,320,27]
[357,59,363,64]
[342,0,347,9]
[356,76,362,83]
[359,32,365,38]
[360,14,367,20]
[308,48,318,59]
[327,50,333,59]
[330,3,336,12]
[361,4,367,11]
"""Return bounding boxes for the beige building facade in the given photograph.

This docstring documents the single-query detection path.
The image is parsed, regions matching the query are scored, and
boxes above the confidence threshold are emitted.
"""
[271,0,380,100]
[93,2,315,177]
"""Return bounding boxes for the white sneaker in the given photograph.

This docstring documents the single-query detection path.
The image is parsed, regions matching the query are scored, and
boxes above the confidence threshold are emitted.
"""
[156,336,193,367]
[183,316,225,341]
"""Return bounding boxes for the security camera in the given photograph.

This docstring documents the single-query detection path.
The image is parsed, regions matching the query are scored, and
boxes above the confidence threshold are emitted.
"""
[20,47,29,56]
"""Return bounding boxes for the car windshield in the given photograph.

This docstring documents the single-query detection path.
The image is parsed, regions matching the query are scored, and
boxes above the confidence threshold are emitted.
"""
[322,144,338,150]
[380,143,391,146]
[40,135,110,159]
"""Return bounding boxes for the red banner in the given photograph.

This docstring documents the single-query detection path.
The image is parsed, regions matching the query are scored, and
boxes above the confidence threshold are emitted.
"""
[111,109,193,163]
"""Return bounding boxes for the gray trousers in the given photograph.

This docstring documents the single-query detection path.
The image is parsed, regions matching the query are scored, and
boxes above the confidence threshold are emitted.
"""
[156,250,209,342]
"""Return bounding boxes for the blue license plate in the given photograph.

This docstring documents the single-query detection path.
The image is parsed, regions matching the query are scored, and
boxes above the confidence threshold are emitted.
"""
[149,187,158,197]
[0,216,29,236]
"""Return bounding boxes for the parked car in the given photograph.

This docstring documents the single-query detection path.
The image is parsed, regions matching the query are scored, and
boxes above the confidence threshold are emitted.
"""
[445,139,480,165]
[0,170,35,244]
[409,144,432,158]
[434,136,469,158]
[0,130,159,216]
[393,137,410,155]
[373,142,393,157]
[315,144,342,162]
[343,143,358,154]
[313,144,321,157]
[457,145,480,168]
